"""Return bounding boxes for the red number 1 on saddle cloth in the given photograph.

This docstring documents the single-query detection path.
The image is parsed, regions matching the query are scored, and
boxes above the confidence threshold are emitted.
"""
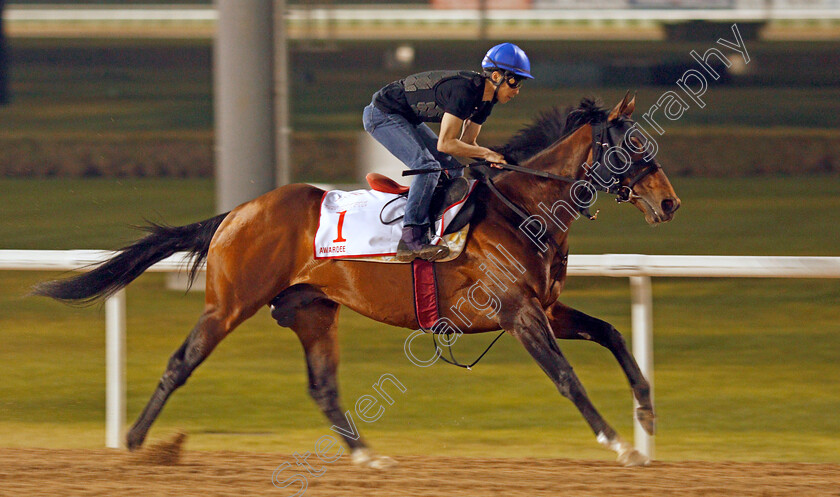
[333,211,348,243]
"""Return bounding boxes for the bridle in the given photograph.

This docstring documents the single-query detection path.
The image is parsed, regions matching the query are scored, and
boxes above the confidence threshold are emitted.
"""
[402,117,664,369]
[587,116,661,205]
[467,116,661,221]
[465,116,664,303]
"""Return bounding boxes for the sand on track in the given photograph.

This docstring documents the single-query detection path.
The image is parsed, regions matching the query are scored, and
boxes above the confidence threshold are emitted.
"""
[1,448,839,497]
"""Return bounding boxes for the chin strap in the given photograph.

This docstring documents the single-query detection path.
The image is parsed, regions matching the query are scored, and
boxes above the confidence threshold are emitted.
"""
[484,67,508,102]
[486,76,502,103]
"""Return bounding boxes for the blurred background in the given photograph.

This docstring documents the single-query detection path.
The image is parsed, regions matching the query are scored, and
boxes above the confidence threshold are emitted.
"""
[3,0,840,185]
[0,1,838,464]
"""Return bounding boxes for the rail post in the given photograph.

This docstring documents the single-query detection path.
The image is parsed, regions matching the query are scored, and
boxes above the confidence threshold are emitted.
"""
[630,275,654,458]
[105,289,126,449]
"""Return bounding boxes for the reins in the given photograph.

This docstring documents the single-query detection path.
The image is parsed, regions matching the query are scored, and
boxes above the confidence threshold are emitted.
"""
[399,119,661,370]
[432,329,506,370]
[470,164,570,295]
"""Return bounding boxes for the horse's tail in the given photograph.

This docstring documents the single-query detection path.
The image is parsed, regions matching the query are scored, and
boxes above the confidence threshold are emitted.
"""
[31,212,230,305]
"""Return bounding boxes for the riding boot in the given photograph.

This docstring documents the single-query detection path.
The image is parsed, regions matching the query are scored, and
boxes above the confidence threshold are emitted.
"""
[396,224,449,262]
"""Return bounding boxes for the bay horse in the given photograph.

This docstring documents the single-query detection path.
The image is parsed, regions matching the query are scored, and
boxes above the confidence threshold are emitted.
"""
[34,94,679,467]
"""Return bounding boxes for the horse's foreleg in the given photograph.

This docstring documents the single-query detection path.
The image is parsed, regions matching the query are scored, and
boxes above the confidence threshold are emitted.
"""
[283,296,396,469]
[126,310,232,451]
[546,301,655,436]
[502,298,649,467]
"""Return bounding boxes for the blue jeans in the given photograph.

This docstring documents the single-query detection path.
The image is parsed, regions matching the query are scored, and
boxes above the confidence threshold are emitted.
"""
[363,103,462,227]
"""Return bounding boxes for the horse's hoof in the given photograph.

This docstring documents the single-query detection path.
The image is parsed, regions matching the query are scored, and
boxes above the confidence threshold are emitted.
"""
[351,448,398,470]
[636,406,656,436]
[618,448,651,467]
[368,455,397,470]
[125,430,145,452]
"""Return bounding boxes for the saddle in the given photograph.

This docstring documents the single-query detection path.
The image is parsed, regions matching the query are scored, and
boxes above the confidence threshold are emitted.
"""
[365,173,476,235]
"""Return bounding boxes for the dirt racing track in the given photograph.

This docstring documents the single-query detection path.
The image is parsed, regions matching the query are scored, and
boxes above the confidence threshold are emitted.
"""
[2,445,839,497]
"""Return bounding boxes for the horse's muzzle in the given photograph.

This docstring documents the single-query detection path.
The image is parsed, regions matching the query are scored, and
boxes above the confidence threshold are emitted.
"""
[636,193,680,225]
[661,197,680,217]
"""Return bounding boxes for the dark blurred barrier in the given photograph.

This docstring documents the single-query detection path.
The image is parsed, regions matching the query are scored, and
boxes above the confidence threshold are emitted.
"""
[603,58,733,86]
[0,0,9,105]
[664,20,765,42]
[1,129,837,180]
[5,38,839,180]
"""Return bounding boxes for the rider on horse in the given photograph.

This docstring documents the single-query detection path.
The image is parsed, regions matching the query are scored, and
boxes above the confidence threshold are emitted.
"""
[363,42,533,262]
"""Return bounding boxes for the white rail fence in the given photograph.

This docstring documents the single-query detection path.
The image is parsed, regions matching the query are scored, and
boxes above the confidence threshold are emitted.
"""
[7,4,840,23]
[2,250,839,456]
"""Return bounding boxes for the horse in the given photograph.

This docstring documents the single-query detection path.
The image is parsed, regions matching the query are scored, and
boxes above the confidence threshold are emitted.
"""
[33,94,680,467]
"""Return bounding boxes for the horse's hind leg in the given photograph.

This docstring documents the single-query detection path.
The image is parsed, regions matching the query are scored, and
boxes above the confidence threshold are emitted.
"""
[546,301,655,436]
[125,308,239,451]
[273,289,395,469]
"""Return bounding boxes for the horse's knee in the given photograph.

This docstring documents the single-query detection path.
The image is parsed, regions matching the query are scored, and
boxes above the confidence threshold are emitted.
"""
[637,380,651,400]
[166,348,185,372]
[158,366,190,392]
[603,325,626,347]
[554,370,576,399]
[549,305,618,344]
[573,322,625,349]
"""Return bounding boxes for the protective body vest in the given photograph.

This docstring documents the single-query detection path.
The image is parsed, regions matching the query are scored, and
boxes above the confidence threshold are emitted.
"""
[372,70,493,126]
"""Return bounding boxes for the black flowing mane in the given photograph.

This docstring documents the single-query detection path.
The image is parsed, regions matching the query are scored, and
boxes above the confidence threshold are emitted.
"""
[496,98,608,164]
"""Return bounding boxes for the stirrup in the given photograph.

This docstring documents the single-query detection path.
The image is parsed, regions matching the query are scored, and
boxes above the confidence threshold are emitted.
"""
[395,240,450,262]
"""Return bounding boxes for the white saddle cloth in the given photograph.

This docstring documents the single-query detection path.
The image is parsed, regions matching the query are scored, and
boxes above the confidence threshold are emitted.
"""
[314,181,476,263]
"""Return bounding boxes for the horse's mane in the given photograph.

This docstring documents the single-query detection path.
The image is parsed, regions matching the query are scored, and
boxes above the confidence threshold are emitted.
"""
[496,98,608,164]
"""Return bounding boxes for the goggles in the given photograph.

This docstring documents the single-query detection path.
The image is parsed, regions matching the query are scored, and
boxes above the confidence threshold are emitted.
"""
[505,75,525,89]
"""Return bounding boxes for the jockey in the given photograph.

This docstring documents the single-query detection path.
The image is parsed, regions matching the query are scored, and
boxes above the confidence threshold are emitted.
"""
[363,42,533,262]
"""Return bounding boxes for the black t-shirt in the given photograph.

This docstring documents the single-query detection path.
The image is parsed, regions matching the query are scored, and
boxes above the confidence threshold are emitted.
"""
[372,70,495,126]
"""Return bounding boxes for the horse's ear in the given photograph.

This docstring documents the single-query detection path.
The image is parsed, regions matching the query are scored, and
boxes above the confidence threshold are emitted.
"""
[625,92,636,116]
[608,90,635,120]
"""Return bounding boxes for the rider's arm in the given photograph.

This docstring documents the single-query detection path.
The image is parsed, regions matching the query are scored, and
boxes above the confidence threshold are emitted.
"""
[438,112,504,162]
[460,120,481,146]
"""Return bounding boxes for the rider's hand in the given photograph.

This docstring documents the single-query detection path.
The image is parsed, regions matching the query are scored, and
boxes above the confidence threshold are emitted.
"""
[483,149,506,167]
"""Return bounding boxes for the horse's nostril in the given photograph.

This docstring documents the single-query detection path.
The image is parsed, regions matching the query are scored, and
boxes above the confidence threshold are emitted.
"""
[661,198,677,214]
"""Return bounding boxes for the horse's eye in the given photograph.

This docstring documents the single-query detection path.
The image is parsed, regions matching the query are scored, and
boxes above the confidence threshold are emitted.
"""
[628,137,646,154]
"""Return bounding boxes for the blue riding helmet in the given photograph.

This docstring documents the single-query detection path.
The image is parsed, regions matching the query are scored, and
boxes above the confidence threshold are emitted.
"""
[481,43,533,80]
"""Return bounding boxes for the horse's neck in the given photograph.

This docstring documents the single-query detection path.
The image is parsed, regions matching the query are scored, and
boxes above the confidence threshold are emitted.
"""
[494,124,594,237]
